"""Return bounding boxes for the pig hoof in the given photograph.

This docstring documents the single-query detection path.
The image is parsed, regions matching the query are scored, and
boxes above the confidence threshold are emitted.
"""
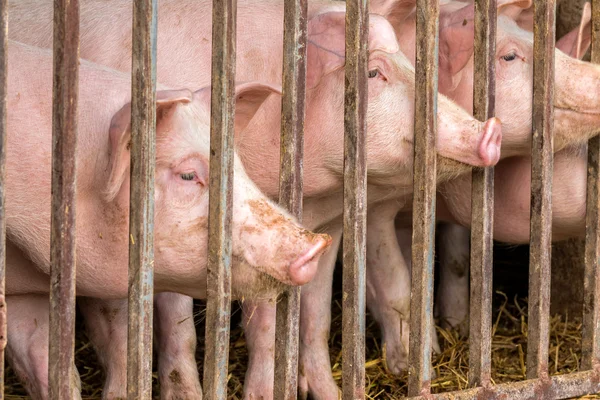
[441,316,470,337]
[297,364,339,400]
[382,342,408,375]
[159,367,203,400]
[243,375,274,400]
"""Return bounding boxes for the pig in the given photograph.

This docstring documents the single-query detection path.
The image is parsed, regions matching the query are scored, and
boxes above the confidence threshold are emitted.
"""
[363,0,599,375]
[3,40,333,399]
[435,0,592,332]
[8,1,504,398]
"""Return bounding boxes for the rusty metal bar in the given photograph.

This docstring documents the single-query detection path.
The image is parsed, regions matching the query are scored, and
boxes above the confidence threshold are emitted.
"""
[202,0,237,398]
[342,0,368,397]
[48,0,79,398]
[126,0,157,397]
[582,0,600,372]
[0,0,7,394]
[408,0,439,396]
[468,0,496,388]
[273,0,307,397]
[526,0,555,381]
[404,369,600,400]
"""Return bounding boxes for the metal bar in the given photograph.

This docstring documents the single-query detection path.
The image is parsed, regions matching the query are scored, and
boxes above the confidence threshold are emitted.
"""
[468,0,496,388]
[526,0,555,381]
[404,369,600,400]
[342,0,368,397]
[0,0,8,394]
[126,0,157,397]
[273,0,307,396]
[48,0,79,398]
[408,0,439,396]
[582,0,600,372]
[202,0,237,398]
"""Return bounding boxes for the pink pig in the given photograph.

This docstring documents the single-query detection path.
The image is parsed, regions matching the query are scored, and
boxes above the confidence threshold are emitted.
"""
[364,0,599,376]
[8,1,505,398]
[3,40,333,399]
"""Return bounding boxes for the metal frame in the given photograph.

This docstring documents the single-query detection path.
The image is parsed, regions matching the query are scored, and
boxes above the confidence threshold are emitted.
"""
[0,0,597,398]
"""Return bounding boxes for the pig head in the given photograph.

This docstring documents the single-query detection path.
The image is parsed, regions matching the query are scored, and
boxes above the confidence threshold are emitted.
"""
[103,83,332,299]
[371,0,600,158]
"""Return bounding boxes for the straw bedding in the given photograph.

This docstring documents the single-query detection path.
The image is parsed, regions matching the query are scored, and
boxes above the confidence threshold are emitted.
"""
[4,242,599,399]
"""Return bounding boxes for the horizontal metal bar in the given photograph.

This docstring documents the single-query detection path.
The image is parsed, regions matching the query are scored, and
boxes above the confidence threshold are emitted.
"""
[527,0,555,381]
[582,0,600,372]
[273,0,308,396]
[342,0,368,397]
[408,0,439,396]
[126,0,157,397]
[48,0,79,398]
[202,0,237,398]
[469,0,497,388]
[404,370,600,400]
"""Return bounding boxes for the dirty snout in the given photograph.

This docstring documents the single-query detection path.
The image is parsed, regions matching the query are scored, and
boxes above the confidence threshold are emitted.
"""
[436,95,502,168]
[233,182,332,286]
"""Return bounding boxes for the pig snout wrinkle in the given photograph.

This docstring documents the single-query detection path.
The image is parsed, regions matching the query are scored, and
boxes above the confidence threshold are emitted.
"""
[288,235,332,285]
[478,117,502,167]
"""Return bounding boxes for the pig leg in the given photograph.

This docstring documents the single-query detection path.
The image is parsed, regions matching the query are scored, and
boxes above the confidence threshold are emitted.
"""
[5,241,81,400]
[242,228,342,400]
[77,298,128,399]
[153,292,202,400]
[7,294,82,400]
[364,203,441,375]
[297,227,342,400]
[79,294,201,400]
[365,201,411,374]
[436,223,470,335]
[241,298,277,400]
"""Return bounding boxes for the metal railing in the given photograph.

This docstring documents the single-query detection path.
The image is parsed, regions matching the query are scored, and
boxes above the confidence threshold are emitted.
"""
[0,0,597,399]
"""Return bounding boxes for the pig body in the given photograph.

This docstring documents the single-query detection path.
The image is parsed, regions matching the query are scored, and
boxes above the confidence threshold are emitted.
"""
[4,40,332,399]
[364,0,599,374]
[9,1,504,398]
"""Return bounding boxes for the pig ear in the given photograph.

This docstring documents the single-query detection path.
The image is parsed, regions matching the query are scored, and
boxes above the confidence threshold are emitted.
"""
[439,3,475,76]
[369,0,416,27]
[556,2,592,59]
[105,89,193,202]
[497,0,532,16]
[306,11,399,88]
[233,82,282,134]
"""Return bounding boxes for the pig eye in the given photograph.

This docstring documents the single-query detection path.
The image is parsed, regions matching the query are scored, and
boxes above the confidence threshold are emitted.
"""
[368,69,379,78]
[501,52,517,62]
[180,172,196,181]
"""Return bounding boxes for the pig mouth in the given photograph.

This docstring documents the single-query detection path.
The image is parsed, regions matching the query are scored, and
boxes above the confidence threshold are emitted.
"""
[555,106,600,118]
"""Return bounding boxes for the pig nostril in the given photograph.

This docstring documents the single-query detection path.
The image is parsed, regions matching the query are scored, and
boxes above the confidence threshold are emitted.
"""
[288,237,331,286]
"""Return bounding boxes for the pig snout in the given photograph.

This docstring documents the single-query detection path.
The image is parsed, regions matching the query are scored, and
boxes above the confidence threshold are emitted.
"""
[436,95,503,168]
[477,117,502,167]
[234,196,333,287]
[288,234,332,285]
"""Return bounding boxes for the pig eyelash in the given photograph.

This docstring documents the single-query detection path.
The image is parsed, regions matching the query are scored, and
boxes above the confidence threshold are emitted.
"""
[180,172,196,181]
[501,52,518,62]
[368,68,387,81]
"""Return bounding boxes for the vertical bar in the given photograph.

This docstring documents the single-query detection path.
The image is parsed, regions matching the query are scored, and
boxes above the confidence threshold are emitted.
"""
[469,0,496,388]
[48,0,79,398]
[408,0,438,396]
[526,0,555,381]
[127,0,157,397]
[273,0,307,397]
[0,0,7,394]
[202,0,237,398]
[582,0,600,372]
[342,0,368,398]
